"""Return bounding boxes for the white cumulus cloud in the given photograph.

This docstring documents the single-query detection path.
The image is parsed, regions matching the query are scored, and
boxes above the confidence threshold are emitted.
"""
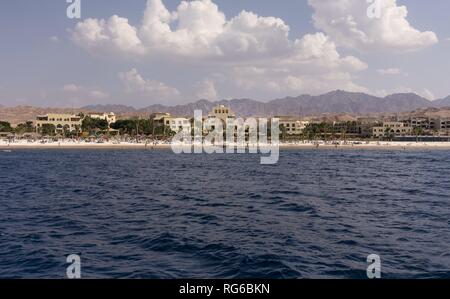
[308,0,438,51]
[72,0,295,60]
[375,87,435,100]
[72,0,366,65]
[118,68,181,104]
[72,16,145,55]
[195,79,219,101]
[71,0,371,100]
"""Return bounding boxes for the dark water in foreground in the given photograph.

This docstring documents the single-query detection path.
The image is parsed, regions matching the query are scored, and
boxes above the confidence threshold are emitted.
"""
[1,149,450,279]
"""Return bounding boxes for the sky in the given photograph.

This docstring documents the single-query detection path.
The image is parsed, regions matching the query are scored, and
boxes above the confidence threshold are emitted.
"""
[0,0,449,108]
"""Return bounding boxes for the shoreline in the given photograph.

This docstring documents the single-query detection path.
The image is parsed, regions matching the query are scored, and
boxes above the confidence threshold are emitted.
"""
[2,141,450,150]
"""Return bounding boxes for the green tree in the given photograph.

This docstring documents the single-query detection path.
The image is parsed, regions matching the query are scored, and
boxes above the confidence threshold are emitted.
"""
[0,121,13,132]
[62,124,71,137]
[413,127,424,142]
[15,121,34,134]
[384,127,393,141]
[131,118,154,135]
[74,125,81,135]
[138,119,153,135]
[318,122,332,141]
[111,119,138,135]
[153,124,172,137]
[40,124,56,136]
[82,116,109,133]
[303,123,319,141]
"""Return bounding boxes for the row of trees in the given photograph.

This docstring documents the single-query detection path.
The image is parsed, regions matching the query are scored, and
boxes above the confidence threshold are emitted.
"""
[0,118,174,138]
[0,121,35,134]
[2,117,433,140]
[281,121,362,141]
[81,116,109,133]
[1,120,81,136]
[111,119,173,136]
[36,116,109,137]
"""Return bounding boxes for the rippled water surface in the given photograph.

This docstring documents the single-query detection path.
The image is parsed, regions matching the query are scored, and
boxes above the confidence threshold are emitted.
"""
[1,149,450,278]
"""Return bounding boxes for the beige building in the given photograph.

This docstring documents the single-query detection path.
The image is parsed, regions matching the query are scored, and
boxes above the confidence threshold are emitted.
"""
[89,112,116,124]
[35,113,83,133]
[436,118,450,130]
[277,116,309,135]
[373,122,412,138]
[150,113,171,126]
[203,105,236,132]
[150,113,191,134]
[434,118,450,136]
[166,116,191,133]
[207,105,236,124]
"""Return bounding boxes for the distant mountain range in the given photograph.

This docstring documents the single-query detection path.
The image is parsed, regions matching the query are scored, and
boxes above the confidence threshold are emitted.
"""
[82,90,450,117]
[433,95,450,107]
[2,90,450,124]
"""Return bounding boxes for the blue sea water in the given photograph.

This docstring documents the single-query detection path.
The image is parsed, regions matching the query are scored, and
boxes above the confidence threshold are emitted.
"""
[0,149,450,279]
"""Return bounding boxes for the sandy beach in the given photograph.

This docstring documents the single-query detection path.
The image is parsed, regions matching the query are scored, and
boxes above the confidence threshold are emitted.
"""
[2,140,450,150]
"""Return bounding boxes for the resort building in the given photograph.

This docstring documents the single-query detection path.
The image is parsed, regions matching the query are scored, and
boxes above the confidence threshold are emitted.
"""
[357,118,382,138]
[372,122,412,138]
[165,116,191,133]
[205,105,236,131]
[89,112,116,125]
[149,113,191,134]
[434,118,450,136]
[277,116,309,135]
[150,113,172,128]
[437,118,450,130]
[396,117,450,135]
[399,117,436,131]
[332,121,360,136]
[410,118,432,130]
[35,113,82,133]
[207,105,236,123]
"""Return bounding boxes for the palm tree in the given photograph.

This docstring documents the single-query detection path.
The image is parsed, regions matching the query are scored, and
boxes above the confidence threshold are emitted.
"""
[384,127,392,141]
[135,118,140,136]
[413,127,424,142]
[63,125,70,138]
[74,125,81,137]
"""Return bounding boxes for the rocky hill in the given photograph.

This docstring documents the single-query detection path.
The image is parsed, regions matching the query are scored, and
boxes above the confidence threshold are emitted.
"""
[2,90,450,124]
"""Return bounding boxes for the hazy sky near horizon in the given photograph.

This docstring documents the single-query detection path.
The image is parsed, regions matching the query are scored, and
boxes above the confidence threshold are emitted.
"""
[0,0,449,108]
